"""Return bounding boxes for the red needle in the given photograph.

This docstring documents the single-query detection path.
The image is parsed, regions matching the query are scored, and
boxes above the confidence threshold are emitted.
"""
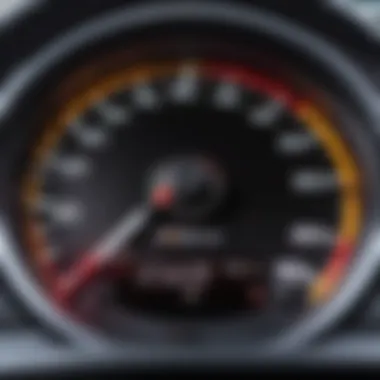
[54,253,101,303]
[54,182,177,303]
[54,206,151,303]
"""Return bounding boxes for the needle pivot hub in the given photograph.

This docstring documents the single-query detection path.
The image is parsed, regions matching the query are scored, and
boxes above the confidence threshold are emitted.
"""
[148,155,228,220]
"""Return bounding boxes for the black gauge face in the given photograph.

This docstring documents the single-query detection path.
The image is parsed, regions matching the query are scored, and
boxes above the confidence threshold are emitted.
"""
[20,57,362,338]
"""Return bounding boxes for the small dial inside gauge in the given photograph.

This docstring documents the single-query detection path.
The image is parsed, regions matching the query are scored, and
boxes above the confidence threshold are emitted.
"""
[20,57,362,336]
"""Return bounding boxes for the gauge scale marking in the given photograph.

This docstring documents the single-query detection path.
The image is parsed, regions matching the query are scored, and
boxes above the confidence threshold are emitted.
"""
[21,60,362,334]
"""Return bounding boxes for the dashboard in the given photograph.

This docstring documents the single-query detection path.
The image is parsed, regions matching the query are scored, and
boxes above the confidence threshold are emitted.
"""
[0,0,380,375]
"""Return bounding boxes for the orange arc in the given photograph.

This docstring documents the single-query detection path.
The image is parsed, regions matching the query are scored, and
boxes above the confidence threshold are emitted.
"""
[22,61,362,304]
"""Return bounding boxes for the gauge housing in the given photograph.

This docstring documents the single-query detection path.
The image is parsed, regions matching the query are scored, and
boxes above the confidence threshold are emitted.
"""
[0,1,378,355]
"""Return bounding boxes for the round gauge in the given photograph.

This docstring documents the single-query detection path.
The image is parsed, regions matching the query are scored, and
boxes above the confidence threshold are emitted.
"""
[18,44,364,342]
[0,1,376,350]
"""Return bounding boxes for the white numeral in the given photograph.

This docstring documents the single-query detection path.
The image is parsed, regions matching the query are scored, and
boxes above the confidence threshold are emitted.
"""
[288,222,336,248]
[275,132,317,156]
[290,169,338,194]
[171,66,199,103]
[38,198,84,226]
[214,82,241,109]
[273,259,315,285]
[132,84,159,110]
[97,101,132,126]
[71,121,108,149]
[247,99,284,128]
[50,156,92,179]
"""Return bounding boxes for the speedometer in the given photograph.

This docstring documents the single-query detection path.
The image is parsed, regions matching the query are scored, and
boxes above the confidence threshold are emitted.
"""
[0,2,377,349]
[18,42,363,340]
